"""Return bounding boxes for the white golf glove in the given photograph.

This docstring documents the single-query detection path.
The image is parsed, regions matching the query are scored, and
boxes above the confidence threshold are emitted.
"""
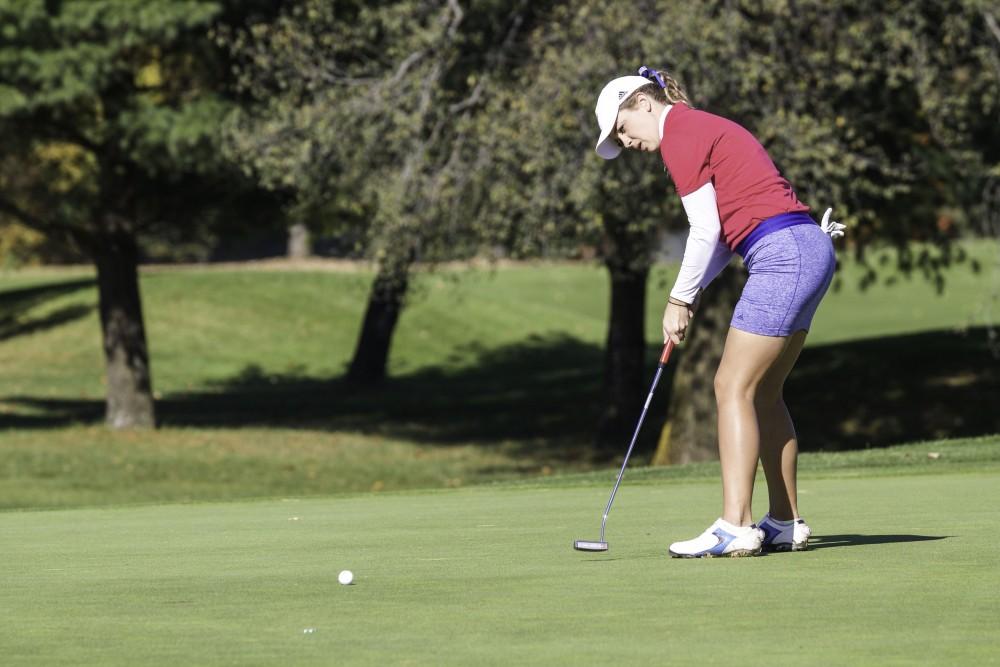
[819,207,846,239]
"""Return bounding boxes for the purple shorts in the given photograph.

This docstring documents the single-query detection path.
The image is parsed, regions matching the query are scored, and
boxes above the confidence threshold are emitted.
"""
[731,214,836,337]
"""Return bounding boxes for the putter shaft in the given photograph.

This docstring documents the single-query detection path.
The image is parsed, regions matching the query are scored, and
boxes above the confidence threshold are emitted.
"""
[589,341,675,547]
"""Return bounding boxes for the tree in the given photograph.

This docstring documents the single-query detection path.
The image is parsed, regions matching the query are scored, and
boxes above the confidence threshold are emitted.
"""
[486,1,679,449]
[0,0,279,427]
[223,0,547,384]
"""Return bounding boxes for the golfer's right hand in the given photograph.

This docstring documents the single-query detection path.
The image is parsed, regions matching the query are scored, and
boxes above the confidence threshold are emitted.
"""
[663,300,693,345]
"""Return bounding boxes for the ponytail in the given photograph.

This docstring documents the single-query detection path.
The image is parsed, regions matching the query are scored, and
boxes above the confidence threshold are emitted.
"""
[622,65,693,109]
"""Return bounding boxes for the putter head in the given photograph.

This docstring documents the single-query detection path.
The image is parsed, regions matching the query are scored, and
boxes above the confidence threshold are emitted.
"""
[573,540,609,552]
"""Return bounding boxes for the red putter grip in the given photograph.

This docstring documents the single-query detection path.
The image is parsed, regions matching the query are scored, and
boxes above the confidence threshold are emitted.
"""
[659,340,675,366]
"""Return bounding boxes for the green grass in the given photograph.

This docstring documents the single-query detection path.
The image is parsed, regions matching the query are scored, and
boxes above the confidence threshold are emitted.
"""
[1,429,997,511]
[0,241,998,510]
[2,247,999,664]
[0,426,574,510]
[522,434,1000,487]
[2,463,998,665]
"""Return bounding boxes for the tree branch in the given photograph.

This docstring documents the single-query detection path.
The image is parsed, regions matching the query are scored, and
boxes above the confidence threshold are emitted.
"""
[0,194,58,235]
[449,5,526,116]
[392,49,428,86]
[984,11,1000,48]
[445,0,464,41]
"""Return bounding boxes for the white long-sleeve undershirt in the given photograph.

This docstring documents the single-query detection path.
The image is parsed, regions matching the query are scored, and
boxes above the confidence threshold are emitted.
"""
[669,183,733,304]
[657,105,733,304]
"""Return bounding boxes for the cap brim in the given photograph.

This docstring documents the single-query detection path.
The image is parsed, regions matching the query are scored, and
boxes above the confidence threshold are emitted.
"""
[596,138,622,160]
[595,129,622,160]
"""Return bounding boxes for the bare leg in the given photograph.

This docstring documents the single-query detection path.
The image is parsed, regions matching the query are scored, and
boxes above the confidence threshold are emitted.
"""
[714,328,792,526]
[755,330,808,521]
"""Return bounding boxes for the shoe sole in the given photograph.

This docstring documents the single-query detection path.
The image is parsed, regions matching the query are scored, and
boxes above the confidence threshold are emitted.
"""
[669,547,762,558]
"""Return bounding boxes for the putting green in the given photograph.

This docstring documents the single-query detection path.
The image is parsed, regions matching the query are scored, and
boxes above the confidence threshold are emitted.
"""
[2,472,998,666]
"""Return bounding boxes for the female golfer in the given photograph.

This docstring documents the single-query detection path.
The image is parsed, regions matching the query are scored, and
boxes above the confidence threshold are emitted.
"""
[594,68,842,557]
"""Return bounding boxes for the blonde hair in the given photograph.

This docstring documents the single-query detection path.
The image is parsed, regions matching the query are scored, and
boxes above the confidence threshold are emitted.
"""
[621,71,692,109]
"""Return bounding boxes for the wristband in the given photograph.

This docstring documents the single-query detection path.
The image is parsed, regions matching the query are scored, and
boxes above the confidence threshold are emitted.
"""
[667,297,691,308]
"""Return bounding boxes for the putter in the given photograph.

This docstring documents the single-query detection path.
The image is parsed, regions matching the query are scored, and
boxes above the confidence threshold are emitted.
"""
[573,340,675,552]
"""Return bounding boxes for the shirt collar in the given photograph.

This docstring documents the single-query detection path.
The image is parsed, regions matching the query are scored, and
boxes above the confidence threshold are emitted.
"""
[658,104,673,142]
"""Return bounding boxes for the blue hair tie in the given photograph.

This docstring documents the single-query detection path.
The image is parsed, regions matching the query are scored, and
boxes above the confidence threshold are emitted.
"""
[637,65,668,90]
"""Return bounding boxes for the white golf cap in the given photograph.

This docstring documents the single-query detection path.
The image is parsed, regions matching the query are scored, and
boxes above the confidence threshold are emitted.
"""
[594,75,653,160]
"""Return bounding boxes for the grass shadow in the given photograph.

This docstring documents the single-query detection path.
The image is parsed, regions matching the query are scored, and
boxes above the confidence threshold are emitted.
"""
[788,326,999,451]
[0,278,96,341]
[810,534,950,549]
[0,304,93,341]
[157,334,621,460]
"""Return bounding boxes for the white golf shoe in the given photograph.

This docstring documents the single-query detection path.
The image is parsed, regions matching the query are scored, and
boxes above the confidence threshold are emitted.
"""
[757,513,811,552]
[668,518,764,558]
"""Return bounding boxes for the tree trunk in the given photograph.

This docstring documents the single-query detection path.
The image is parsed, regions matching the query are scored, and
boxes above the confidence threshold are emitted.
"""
[347,260,410,384]
[93,221,156,429]
[287,223,311,260]
[596,262,649,449]
[651,265,745,464]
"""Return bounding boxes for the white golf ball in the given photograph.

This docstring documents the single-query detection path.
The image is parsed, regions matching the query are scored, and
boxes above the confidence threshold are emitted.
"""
[338,570,354,585]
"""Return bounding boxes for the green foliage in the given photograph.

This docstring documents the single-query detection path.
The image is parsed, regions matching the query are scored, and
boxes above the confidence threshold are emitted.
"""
[490,0,1000,281]
[484,3,675,266]
[0,0,277,257]
[713,1,999,252]
[0,220,82,266]
[0,1,222,128]
[223,0,550,267]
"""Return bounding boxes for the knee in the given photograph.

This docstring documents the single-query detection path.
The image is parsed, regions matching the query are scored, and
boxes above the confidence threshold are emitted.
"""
[714,368,756,405]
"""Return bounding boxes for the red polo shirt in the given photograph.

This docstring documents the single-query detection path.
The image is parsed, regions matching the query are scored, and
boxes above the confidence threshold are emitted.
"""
[660,103,809,251]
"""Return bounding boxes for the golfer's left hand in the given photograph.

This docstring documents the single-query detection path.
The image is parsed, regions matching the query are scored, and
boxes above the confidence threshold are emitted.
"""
[663,300,693,345]
[820,207,846,239]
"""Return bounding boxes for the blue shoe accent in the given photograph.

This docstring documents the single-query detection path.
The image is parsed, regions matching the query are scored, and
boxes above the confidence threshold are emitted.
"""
[760,521,782,546]
[669,519,764,558]
[758,514,811,552]
[706,527,737,555]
